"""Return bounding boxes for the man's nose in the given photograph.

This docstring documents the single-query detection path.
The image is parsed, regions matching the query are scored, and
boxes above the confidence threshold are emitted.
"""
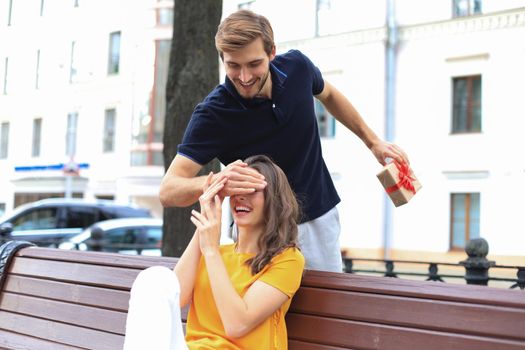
[239,67,252,83]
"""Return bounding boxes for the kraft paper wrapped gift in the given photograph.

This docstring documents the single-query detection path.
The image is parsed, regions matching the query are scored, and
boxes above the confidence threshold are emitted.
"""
[377,161,422,207]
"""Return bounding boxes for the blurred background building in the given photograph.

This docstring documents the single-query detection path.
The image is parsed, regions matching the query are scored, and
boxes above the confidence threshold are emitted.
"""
[1,0,524,263]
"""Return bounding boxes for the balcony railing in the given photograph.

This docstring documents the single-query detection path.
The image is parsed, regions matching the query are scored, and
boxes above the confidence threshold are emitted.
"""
[343,238,524,290]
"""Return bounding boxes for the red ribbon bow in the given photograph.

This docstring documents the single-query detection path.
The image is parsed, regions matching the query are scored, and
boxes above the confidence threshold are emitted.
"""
[386,161,416,194]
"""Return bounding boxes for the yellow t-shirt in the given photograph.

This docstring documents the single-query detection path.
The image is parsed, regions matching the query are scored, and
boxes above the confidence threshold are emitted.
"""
[185,244,305,350]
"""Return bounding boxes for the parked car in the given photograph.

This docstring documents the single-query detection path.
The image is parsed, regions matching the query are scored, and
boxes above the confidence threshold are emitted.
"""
[0,198,152,246]
[58,217,162,256]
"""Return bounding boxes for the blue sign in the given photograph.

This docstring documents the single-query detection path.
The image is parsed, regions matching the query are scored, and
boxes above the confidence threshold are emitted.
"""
[14,163,90,172]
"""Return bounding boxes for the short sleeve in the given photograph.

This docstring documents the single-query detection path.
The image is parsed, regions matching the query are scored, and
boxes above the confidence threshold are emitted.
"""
[177,103,223,165]
[294,50,325,96]
[258,248,305,298]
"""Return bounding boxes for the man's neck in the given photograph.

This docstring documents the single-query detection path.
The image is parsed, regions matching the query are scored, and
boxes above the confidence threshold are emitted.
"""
[255,70,272,99]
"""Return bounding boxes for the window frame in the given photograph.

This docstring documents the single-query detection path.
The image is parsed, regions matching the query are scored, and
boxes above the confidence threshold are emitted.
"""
[103,108,116,153]
[453,0,482,17]
[107,31,121,75]
[0,121,9,159]
[451,75,482,134]
[32,118,42,157]
[66,112,78,157]
[314,99,336,138]
[7,0,13,26]
[69,41,77,83]
[35,49,41,89]
[3,57,8,95]
[449,192,481,250]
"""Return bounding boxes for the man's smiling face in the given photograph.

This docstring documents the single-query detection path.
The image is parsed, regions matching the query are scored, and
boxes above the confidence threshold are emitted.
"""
[223,37,275,99]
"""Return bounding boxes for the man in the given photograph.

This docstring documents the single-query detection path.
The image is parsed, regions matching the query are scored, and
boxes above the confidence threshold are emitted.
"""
[160,9,408,272]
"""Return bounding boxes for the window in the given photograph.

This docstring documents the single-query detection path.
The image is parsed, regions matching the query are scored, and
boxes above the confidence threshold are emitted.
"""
[452,75,481,133]
[64,206,97,229]
[7,0,13,26]
[40,0,45,16]
[453,0,482,17]
[66,112,78,156]
[32,118,42,157]
[35,49,41,89]
[103,108,116,152]
[238,1,254,10]
[314,100,335,138]
[450,193,480,250]
[315,0,331,36]
[2,57,8,94]
[69,41,77,83]
[131,39,168,166]
[73,0,79,7]
[108,31,121,74]
[102,226,161,253]
[0,122,9,159]
[156,7,173,26]
[12,208,58,231]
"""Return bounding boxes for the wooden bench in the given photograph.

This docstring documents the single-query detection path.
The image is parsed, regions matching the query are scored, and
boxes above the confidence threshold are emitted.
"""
[0,241,524,350]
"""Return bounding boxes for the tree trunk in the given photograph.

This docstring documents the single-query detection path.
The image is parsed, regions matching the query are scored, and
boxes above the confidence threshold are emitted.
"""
[162,0,222,257]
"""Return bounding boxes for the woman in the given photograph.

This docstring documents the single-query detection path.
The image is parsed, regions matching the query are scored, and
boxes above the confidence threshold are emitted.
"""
[124,155,305,350]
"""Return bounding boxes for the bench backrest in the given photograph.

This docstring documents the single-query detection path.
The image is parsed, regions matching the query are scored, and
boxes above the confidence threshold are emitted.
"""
[0,245,524,350]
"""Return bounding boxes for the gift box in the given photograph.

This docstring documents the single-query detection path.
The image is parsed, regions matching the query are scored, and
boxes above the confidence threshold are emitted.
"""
[376,161,422,207]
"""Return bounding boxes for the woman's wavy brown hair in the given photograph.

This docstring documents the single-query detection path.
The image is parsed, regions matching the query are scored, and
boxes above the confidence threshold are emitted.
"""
[242,155,300,275]
[215,9,275,60]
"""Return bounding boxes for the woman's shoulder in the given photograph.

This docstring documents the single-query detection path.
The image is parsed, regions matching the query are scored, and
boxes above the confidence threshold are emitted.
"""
[273,246,305,264]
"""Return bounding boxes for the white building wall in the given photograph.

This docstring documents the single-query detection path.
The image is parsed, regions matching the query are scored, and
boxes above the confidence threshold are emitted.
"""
[1,0,524,257]
[0,0,164,217]
[223,1,525,257]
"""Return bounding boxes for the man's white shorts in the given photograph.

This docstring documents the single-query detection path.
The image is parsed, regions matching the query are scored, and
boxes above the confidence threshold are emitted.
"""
[298,206,343,272]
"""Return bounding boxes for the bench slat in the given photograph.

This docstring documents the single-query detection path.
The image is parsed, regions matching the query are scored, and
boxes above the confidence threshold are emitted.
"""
[0,311,124,350]
[289,339,350,349]
[0,292,127,334]
[16,247,176,269]
[4,275,130,311]
[9,257,139,289]
[286,313,525,350]
[291,286,525,340]
[0,329,85,350]
[301,271,525,309]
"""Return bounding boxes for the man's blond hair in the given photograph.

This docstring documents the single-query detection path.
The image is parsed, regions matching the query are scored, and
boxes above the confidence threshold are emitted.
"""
[215,10,275,59]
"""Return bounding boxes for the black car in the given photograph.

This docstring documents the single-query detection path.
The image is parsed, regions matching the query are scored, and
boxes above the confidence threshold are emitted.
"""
[0,198,151,246]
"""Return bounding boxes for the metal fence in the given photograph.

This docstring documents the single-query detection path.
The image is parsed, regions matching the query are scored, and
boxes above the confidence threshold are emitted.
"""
[343,238,524,290]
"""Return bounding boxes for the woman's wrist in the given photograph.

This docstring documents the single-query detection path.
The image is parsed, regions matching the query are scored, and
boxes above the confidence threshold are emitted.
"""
[201,246,220,258]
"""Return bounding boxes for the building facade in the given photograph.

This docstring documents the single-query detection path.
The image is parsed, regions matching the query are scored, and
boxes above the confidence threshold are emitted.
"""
[0,0,173,217]
[1,0,524,263]
[224,0,525,263]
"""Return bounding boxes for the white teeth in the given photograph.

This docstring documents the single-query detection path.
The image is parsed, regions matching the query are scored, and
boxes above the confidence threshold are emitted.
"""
[235,206,251,212]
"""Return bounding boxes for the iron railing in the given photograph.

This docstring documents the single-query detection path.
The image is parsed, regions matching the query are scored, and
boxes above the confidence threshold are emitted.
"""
[343,238,524,290]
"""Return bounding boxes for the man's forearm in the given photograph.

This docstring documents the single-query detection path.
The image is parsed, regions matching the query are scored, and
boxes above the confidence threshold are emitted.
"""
[320,82,380,149]
[159,174,207,207]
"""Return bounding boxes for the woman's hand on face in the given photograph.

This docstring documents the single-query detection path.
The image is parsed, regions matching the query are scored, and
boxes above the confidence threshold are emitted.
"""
[191,172,227,255]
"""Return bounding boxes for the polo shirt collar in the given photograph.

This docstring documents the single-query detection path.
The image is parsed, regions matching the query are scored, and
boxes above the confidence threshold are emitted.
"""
[223,61,287,109]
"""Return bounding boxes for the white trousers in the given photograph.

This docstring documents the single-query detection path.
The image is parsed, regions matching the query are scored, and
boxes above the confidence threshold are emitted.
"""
[123,266,188,350]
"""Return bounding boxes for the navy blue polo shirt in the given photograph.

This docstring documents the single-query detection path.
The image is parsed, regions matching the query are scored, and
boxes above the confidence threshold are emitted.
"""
[178,49,340,222]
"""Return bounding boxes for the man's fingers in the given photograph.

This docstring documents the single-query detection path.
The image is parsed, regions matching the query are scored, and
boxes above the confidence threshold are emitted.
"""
[203,172,214,191]
[225,165,265,181]
[225,179,266,191]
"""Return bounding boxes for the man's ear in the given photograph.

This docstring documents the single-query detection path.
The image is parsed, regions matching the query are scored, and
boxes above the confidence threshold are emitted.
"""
[269,45,276,61]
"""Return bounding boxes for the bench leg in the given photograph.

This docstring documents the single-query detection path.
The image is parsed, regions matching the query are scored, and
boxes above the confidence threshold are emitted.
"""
[124,266,188,350]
